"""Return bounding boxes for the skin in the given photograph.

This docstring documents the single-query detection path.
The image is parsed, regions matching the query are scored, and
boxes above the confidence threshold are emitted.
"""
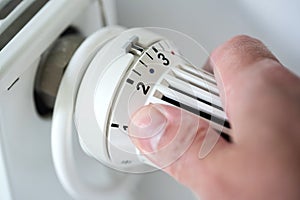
[129,35,300,200]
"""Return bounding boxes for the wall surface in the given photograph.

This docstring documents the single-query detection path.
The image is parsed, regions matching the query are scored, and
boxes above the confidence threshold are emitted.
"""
[116,0,300,75]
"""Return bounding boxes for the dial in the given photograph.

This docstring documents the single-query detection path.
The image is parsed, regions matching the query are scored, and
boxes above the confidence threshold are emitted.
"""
[53,27,231,200]
[75,28,230,173]
[107,39,230,170]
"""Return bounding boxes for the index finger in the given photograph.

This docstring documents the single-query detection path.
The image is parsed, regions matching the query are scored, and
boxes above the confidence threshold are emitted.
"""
[205,35,281,139]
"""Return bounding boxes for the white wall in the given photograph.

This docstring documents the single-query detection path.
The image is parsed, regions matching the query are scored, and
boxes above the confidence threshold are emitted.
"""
[116,0,300,75]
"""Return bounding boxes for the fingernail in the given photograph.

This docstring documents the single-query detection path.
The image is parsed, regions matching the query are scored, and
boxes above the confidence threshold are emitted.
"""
[129,105,167,152]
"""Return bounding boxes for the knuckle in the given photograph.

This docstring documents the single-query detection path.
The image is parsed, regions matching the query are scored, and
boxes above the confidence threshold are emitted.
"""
[229,35,258,45]
[227,35,277,62]
[228,35,264,53]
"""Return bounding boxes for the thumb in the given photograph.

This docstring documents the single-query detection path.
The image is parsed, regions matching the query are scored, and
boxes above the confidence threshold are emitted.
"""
[129,104,231,192]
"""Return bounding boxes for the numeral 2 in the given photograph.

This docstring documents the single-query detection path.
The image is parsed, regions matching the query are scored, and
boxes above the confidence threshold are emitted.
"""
[136,82,150,95]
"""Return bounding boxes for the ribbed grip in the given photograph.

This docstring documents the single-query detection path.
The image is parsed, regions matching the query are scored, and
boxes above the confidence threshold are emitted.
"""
[149,64,231,135]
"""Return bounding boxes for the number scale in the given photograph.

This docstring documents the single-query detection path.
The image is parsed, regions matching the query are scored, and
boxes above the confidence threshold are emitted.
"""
[74,28,230,172]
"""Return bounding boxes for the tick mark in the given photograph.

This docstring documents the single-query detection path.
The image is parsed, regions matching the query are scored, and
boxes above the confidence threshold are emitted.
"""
[139,60,148,68]
[126,78,134,85]
[152,46,158,53]
[132,69,141,76]
[158,43,165,51]
[164,40,170,48]
[7,77,19,91]
[111,123,119,128]
[146,52,153,60]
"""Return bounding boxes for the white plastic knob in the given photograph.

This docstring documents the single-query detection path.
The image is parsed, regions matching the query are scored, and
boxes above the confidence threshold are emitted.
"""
[75,28,230,172]
[52,27,230,199]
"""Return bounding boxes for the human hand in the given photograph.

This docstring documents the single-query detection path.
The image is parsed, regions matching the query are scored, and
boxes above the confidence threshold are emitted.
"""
[128,35,300,200]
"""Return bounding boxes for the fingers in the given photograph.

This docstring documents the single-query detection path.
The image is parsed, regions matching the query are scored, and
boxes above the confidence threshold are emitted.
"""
[129,104,231,193]
[208,35,279,109]
[210,35,278,101]
[204,35,285,141]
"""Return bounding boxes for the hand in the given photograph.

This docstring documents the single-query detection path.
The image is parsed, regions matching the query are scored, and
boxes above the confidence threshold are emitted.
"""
[128,35,300,200]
